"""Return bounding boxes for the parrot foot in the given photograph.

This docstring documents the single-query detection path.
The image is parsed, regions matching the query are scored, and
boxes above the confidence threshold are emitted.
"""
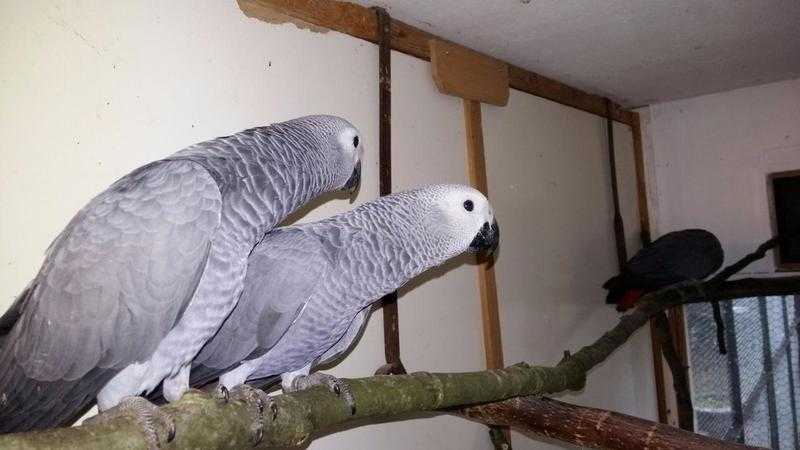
[664,282,692,303]
[217,384,277,445]
[87,396,175,450]
[289,372,356,415]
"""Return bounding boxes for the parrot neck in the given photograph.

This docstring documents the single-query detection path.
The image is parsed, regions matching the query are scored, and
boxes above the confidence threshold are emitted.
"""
[339,196,460,285]
[171,128,337,246]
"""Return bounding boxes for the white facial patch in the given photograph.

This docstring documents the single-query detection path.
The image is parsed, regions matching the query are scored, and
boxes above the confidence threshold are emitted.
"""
[433,186,493,244]
[336,126,362,166]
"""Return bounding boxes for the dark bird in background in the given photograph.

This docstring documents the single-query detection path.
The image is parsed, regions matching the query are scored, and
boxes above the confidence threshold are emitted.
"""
[604,229,724,312]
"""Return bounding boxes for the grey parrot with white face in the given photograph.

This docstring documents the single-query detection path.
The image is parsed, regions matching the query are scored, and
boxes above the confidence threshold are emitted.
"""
[187,184,499,413]
[0,115,363,434]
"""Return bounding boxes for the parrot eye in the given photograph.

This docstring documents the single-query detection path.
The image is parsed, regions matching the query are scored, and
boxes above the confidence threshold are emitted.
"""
[463,200,474,212]
[352,135,359,148]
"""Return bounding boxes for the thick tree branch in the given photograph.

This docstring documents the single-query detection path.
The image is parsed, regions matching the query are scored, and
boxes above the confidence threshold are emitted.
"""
[2,275,797,449]
[460,396,763,450]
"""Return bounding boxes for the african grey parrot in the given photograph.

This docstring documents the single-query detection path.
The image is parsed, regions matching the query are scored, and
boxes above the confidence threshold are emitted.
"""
[0,115,363,435]
[184,184,499,423]
[603,228,723,311]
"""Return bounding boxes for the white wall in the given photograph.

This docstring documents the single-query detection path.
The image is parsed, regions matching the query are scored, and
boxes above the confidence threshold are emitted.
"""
[0,1,656,448]
[639,78,800,274]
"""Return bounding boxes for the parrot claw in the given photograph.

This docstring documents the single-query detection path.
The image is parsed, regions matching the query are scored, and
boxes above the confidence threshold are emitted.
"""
[87,396,175,450]
[289,372,356,415]
[226,384,277,445]
[214,384,230,404]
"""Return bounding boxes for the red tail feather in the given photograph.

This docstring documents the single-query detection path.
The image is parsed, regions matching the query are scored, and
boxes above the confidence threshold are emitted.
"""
[616,289,645,312]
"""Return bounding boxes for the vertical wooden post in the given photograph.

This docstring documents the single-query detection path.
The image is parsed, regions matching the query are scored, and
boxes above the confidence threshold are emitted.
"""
[373,7,406,377]
[463,100,510,449]
[463,99,505,371]
[605,98,628,271]
[631,112,669,424]
[429,39,511,448]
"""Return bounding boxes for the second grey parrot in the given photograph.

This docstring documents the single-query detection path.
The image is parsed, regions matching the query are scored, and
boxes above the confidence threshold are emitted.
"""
[187,184,499,417]
[0,115,363,435]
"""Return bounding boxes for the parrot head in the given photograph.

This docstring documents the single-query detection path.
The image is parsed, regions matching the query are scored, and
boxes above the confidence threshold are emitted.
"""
[322,116,363,202]
[283,115,363,203]
[421,184,500,259]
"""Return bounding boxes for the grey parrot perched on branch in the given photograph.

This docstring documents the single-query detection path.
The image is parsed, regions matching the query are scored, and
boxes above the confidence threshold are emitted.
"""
[182,184,499,430]
[0,115,363,436]
[603,228,723,311]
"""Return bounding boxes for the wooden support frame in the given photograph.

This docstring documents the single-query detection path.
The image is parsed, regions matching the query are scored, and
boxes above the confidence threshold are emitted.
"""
[605,98,628,271]
[430,40,509,106]
[426,37,511,447]
[372,7,407,377]
[631,112,682,426]
[239,0,676,433]
[463,100,505,371]
[237,0,635,124]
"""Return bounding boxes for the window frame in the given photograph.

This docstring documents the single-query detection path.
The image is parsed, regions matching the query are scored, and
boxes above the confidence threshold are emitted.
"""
[767,169,800,272]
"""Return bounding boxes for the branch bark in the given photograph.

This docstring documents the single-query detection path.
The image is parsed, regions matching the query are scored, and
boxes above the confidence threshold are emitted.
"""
[460,396,762,450]
[2,275,796,449]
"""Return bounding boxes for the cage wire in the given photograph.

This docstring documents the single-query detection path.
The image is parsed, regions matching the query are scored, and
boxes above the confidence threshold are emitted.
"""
[687,294,800,449]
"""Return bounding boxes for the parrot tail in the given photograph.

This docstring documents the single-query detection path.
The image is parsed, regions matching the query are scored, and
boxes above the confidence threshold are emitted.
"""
[616,289,645,312]
[0,349,113,433]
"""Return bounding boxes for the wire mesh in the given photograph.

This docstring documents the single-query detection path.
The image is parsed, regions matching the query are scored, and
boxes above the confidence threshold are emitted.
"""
[686,295,800,449]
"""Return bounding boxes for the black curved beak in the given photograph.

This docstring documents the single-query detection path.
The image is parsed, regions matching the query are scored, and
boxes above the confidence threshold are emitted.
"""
[469,219,500,257]
[343,161,361,203]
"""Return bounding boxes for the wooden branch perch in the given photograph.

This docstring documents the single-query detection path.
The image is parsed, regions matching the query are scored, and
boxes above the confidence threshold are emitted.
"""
[461,396,762,450]
[2,274,796,449]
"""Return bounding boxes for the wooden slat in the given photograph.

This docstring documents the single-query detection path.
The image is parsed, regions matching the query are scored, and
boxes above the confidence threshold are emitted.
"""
[374,7,406,377]
[605,98,628,270]
[429,40,509,106]
[631,111,669,423]
[239,0,377,42]
[238,0,636,125]
[631,113,652,244]
[463,99,505,370]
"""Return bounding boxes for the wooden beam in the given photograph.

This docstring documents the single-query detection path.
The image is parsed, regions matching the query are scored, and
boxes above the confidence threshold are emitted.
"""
[630,111,669,423]
[605,98,628,271]
[238,0,376,41]
[463,99,511,449]
[630,113,651,244]
[463,99,504,371]
[461,396,761,450]
[238,0,636,125]
[373,7,406,377]
[430,40,509,106]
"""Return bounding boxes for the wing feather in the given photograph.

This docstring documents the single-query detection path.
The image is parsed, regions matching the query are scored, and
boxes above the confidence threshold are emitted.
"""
[5,160,221,382]
[195,227,333,370]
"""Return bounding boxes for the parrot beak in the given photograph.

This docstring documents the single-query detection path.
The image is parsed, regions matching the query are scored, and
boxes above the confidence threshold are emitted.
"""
[469,219,500,257]
[343,161,361,203]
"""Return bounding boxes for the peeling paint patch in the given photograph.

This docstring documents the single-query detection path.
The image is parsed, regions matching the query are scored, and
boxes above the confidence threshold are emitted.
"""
[238,0,329,34]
